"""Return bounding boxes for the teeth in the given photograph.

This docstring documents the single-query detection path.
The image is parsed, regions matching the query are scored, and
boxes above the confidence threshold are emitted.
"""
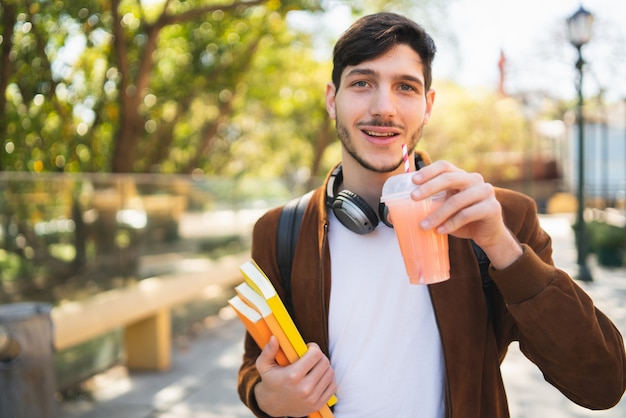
[365,130,395,137]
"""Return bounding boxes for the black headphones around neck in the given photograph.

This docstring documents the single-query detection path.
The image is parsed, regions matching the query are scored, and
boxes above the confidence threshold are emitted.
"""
[326,154,426,235]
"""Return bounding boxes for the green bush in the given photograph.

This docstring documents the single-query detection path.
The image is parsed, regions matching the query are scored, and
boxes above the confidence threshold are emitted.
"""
[587,221,626,250]
[585,221,626,267]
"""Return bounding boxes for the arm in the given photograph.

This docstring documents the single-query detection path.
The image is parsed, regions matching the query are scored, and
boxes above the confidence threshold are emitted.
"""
[237,208,336,417]
[412,159,626,409]
[490,193,626,409]
[237,209,279,418]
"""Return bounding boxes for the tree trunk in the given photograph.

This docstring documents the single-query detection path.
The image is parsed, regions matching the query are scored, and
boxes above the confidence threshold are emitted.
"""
[308,114,334,189]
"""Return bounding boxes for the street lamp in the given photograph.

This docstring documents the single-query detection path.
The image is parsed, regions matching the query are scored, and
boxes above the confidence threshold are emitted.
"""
[567,5,594,282]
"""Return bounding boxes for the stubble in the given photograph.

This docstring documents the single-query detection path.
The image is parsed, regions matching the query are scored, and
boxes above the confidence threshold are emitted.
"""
[335,114,424,174]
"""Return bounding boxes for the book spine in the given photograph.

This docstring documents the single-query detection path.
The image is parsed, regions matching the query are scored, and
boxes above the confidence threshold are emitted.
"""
[262,313,300,364]
[265,294,309,356]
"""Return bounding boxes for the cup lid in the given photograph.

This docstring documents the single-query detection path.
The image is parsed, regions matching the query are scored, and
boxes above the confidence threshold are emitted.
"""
[380,172,415,203]
[380,172,447,203]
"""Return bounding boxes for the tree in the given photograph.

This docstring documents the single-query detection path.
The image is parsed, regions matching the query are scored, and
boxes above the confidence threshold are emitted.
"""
[0,0,325,174]
[422,81,529,181]
[0,0,329,303]
[1,0,472,303]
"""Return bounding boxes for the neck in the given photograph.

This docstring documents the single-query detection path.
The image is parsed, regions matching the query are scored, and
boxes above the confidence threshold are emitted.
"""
[339,153,416,211]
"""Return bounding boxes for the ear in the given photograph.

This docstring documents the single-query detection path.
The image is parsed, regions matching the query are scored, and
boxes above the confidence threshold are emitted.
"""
[325,82,337,119]
[423,89,436,125]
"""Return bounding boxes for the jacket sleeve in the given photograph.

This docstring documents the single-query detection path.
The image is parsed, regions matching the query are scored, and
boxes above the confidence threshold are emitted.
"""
[490,190,626,409]
[236,206,286,418]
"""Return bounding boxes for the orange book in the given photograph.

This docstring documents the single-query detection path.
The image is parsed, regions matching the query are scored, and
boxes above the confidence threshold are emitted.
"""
[234,283,300,362]
[233,284,333,418]
[236,261,336,417]
[239,260,310,356]
[227,295,289,366]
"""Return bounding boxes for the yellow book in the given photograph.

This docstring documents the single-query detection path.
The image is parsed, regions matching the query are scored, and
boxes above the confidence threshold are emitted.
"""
[239,260,338,410]
[233,283,334,418]
[240,260,308,355]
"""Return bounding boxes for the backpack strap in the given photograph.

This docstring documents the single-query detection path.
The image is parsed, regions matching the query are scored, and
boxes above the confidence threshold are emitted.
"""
[276,192,494,322]
[276,191,313,317]
[471,240,495,323]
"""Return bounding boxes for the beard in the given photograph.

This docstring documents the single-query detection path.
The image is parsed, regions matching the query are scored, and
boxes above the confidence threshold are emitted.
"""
[335,116,424,174]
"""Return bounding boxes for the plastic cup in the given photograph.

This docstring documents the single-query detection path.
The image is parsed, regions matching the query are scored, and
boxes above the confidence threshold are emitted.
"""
[380,172,450,285]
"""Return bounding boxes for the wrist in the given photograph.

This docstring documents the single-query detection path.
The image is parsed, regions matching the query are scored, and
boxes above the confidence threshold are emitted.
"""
[480,230,523,270]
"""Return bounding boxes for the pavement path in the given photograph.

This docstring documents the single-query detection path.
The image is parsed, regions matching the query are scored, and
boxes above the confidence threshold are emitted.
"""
[57,213,626,417]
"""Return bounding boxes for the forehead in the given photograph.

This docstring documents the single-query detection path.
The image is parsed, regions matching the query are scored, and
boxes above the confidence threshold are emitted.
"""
[340,44,425,84]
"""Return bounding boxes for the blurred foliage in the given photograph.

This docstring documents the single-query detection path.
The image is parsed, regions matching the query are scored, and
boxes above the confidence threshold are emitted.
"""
[0,0,545,304]
[423,81,528,180]
[0,0,484,184]
[0,0,332,180]
[0,2,567,391]
[0,171,275,304]
[585,220,626,267]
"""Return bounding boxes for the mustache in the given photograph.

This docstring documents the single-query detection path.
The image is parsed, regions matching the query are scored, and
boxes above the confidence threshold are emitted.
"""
[356,119,405,129]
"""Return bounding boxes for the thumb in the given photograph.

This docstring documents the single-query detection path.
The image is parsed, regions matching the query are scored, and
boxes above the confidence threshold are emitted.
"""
[256,336,280,372]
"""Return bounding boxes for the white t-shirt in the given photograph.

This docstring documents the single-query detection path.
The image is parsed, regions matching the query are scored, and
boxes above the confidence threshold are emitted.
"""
[328,212,445,417]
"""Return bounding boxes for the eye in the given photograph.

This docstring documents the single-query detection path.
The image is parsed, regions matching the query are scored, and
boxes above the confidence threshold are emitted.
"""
[351,80,369,88]
[399,84,417,92]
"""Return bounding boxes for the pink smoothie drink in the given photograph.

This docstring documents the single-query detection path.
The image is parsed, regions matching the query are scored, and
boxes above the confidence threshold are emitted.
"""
[381,173,450,285]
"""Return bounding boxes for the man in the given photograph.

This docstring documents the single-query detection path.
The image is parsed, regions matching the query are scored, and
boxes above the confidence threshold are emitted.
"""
[237,12,626,417]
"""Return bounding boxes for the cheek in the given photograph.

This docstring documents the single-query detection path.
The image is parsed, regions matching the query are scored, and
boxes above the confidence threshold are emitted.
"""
[335,95,365,122]
[403,100,429,125]
[334,98,350,121]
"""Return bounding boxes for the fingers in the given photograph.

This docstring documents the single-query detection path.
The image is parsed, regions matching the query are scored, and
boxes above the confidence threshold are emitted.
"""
[255,335,280,373]
[426,182,500,235]
[255,339,336,415]
[283,343,335,404]
[302,343,337,407]
[411,160,503,240]
[411,160,482,200]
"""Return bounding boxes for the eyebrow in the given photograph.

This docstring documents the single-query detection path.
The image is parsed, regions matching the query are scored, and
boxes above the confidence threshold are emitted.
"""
[345,68,377,78]
[344,68,425,87]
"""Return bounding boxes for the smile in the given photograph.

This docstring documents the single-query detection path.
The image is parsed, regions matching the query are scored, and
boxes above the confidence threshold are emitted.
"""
[363,130,397,137]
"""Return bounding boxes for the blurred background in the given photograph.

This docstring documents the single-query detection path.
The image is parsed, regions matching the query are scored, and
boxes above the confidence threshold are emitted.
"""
[1,0,625,414]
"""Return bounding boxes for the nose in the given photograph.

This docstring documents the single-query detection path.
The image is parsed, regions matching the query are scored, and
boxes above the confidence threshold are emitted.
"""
[370,87,397,119]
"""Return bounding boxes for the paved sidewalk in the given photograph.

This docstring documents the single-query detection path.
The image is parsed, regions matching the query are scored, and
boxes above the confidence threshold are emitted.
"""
[58,315,253,418]
[57,213,626,417]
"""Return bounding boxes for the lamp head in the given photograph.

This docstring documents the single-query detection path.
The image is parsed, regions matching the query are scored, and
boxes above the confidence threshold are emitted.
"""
[567,5,594,48]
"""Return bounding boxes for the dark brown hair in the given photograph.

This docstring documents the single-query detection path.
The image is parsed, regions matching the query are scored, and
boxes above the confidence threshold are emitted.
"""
[332,13,437,92]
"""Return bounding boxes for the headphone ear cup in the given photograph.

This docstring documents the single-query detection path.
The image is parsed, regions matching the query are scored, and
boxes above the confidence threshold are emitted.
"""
[378,202,393,228]
[332,190,379,234]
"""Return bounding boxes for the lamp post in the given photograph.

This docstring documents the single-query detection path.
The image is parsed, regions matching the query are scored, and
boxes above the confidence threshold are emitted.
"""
[567,5,594,282]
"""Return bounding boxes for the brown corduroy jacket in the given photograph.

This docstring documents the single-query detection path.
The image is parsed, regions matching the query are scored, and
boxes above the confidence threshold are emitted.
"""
[237,159,626,418]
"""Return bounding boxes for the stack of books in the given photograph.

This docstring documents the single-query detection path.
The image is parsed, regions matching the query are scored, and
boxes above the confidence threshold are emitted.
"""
[229,260,336,418]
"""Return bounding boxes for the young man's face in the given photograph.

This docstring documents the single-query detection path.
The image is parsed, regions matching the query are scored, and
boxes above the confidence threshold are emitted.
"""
[325,44,435,174]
